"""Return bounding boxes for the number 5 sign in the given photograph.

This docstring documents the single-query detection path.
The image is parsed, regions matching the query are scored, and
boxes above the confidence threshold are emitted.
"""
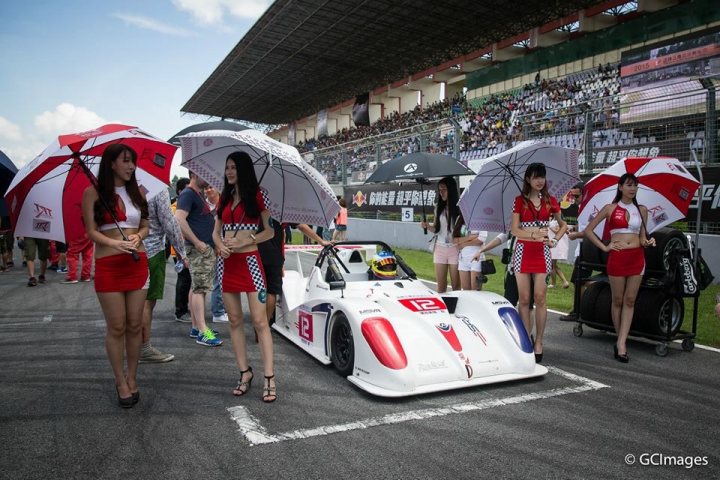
[401,207,413,222]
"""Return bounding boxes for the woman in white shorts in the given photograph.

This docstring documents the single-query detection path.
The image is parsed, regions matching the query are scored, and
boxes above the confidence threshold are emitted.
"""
[548,218,570,288]
[453,215,488,290]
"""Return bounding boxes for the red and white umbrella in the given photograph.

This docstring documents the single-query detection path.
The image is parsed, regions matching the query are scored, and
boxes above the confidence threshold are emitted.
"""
[578,156,700,235]
[4,124,176,242]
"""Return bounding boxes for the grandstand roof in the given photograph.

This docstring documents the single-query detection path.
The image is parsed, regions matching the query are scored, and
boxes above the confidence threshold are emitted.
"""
[182,0,613,125]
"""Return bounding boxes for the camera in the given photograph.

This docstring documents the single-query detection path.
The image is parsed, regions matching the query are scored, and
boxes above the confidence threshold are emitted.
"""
[476,273,489,286]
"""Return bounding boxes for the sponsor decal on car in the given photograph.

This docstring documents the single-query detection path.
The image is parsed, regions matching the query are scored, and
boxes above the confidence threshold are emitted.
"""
[418,360,448,372]
[457,315,487,345]
[435,323,462,352]
[359,308,382,315]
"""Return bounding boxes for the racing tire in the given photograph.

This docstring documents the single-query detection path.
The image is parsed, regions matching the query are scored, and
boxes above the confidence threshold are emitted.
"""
[632,289,684,336]
[580,281,603,323]
[580,281,611,325]
[330,313,355,377]
[643,228,687,278]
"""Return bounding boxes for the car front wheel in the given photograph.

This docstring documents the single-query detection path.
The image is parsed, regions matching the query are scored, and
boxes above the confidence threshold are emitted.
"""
[330,313,354,376]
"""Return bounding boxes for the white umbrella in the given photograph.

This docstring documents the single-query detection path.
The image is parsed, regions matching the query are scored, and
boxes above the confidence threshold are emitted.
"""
[458,141,580,232]
[180,129,340,226]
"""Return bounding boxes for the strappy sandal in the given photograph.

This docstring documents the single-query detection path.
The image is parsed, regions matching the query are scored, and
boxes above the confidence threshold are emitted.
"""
[27,277,37,287]
[262,374,277,403]
[232,366,253,396]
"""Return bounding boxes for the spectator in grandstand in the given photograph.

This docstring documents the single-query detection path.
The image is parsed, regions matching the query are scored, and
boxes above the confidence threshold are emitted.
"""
[452,213,487,291]
[333,198,348,241]
[420,176,460,293]
[510,163,567,363]
[212,151,276,402]
[583,173,655,364]
[81,144,150,408]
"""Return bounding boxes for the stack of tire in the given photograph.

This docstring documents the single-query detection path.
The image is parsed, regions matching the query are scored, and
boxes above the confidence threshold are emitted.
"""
[578,227,687,336]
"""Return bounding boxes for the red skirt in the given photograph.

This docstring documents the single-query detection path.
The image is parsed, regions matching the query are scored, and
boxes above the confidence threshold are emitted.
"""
[220,251,266,293]
[94,252,149,293]
[607,247,645,276]
[512,240,552,274]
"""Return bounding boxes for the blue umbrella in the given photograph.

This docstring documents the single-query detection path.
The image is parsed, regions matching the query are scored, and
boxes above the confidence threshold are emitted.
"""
[0,149,18,217]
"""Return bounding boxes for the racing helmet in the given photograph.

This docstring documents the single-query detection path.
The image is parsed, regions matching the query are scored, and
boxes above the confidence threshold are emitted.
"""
[371,251,397,280]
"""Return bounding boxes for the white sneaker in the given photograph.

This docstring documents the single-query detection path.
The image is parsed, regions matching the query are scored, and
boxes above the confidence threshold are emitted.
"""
[212,313,229,323]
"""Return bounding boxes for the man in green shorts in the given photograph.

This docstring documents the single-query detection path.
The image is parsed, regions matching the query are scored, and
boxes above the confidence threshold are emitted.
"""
[22,236,49,286]
[140,189,187,363]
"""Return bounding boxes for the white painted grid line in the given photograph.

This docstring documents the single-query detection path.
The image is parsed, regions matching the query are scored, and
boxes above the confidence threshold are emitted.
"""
[228,366,609,446]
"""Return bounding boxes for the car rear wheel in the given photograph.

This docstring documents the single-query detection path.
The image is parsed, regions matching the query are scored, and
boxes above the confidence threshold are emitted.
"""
[330,313,354,376]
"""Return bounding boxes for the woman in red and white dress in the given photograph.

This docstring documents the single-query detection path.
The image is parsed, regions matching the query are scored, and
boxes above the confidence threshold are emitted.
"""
[82,144,149,408]
[510,163,567,363]
[583,173,655,363]
[212,151,277,402]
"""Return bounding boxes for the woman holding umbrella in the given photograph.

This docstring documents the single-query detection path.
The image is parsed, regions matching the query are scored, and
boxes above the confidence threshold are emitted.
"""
[212,151,277,402]
[510,163,566,363]
[420,176,461,293]
[81,144,149,407]
[583,173,655,363]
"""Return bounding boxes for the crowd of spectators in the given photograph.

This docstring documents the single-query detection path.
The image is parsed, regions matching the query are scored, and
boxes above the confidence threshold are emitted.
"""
[298,64,622,182]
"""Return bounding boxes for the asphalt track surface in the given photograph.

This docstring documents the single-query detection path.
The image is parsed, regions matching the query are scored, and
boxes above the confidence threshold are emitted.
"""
[1,250,719,480]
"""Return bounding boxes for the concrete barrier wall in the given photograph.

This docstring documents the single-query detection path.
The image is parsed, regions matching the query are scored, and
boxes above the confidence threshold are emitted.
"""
[346,218,720,283]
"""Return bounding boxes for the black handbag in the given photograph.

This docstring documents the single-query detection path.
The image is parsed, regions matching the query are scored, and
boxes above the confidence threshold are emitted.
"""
[501,248,512,265]
[480,259,496,275]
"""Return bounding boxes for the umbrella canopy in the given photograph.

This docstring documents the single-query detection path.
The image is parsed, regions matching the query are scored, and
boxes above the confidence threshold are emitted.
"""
[180,129,340,227]
[0,149,18,217]
[364,151,475,184]
[167,120,249,146]
[458,141,580,232]
[5,124,176,242]
[578,156,700,235]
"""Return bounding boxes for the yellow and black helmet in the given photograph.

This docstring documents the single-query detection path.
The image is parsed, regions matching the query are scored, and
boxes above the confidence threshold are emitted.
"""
[371,251,397,280]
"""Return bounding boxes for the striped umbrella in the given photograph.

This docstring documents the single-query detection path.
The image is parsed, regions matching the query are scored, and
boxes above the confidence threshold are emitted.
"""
[578,156,700,235]
[4,124,176,242]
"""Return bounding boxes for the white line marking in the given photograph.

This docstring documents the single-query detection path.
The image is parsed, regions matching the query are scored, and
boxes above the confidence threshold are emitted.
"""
[228,366,609,446]
[3,314,54,327]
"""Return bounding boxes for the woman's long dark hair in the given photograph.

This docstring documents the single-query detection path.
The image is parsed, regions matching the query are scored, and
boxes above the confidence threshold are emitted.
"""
[218,151,261,219]
[520,162,550,212]
[613,173,639,205]
[433,176,460,234]
[93,144,148,226]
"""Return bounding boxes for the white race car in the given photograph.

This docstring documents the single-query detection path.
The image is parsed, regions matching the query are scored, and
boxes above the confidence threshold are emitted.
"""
[273,241,547,397]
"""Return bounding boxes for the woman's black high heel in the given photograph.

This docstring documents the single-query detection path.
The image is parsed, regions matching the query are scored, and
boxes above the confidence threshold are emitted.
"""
[263,374,277,403]
[233,366,253,396]
[117,387,134,408]
[614,345,629,363]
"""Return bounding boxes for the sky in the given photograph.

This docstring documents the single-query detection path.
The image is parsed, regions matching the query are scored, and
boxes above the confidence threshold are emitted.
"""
[0,0,272,179]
